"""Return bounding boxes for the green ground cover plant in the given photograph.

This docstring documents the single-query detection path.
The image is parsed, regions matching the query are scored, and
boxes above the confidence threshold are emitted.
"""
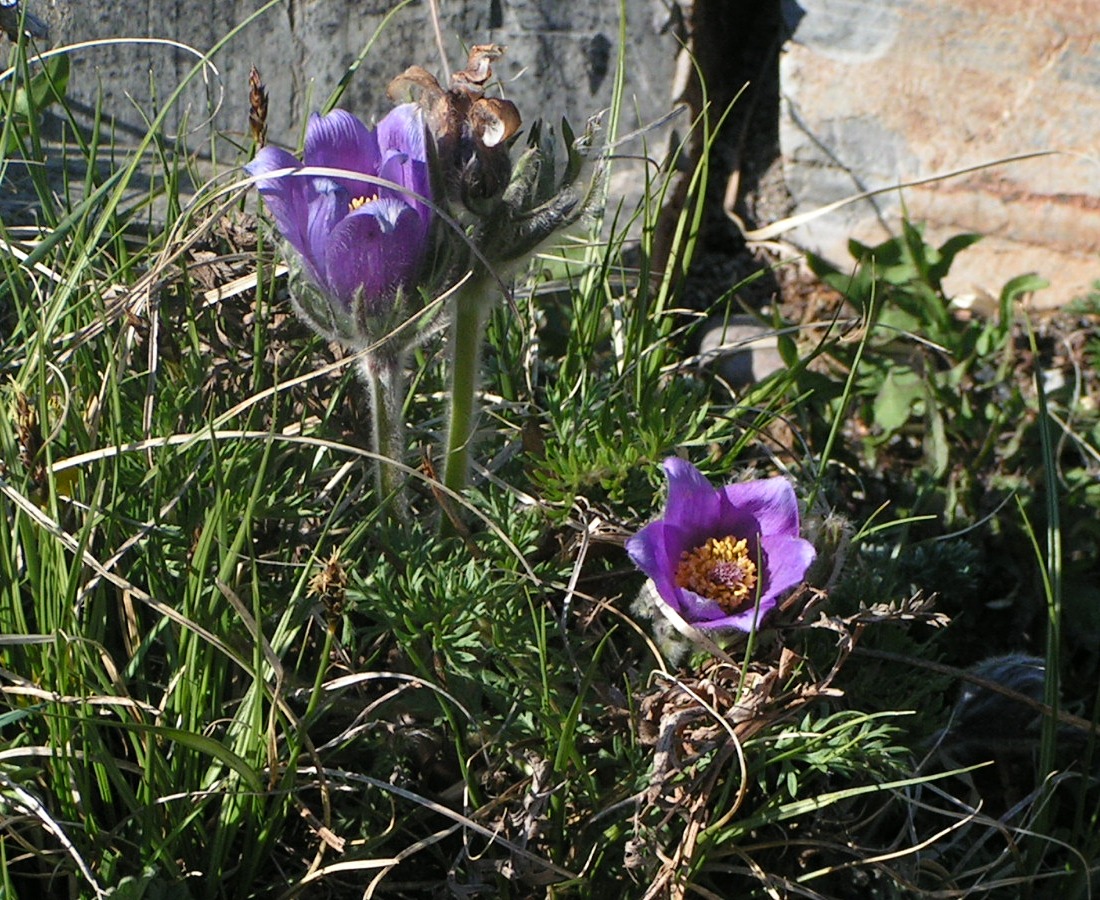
[1,8,1098,899]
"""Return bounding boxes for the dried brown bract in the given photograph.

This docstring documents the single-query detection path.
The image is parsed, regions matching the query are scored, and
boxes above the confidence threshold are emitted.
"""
[309,549,348,626]
[13,388,45,488]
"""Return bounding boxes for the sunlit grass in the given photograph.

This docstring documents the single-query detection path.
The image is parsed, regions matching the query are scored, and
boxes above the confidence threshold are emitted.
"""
[1,8,1098,899]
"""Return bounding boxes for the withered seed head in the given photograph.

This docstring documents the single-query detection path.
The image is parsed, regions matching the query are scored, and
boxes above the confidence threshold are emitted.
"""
[387,45,521,207]
[308,549,348,611]
[249,65,269,148]
[13,388,44,486]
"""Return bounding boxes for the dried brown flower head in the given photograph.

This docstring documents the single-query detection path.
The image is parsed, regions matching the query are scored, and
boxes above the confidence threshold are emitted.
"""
[308,549,348,621]
[13,388,44,487]
[387,44,521,206]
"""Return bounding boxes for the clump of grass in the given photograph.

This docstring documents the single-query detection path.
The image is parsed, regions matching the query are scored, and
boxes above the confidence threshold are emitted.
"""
[1,7,1098,899]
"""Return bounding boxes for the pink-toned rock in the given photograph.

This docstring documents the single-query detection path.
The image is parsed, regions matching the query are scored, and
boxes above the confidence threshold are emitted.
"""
[779,0,1100,308]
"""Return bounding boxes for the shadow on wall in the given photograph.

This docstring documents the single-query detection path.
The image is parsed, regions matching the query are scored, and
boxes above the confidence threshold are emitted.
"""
[668,0,793,319]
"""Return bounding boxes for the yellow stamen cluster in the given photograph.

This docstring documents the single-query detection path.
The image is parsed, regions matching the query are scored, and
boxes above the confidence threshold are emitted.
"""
[349,193,378,212]
[675,535,758,613]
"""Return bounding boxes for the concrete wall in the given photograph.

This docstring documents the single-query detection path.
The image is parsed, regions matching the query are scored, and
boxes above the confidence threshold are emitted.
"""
[35,0,683,209]
[11,0,1099,307]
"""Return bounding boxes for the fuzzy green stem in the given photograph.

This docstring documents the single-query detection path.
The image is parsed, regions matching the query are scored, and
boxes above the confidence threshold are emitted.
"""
[441,279,493,513]
[359,351,408,521]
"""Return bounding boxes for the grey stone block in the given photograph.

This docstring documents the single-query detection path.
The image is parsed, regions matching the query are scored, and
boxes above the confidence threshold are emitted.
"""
[24,0,681,221]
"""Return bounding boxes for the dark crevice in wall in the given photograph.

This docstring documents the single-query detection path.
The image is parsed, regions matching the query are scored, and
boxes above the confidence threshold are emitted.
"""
[681,0,789,313]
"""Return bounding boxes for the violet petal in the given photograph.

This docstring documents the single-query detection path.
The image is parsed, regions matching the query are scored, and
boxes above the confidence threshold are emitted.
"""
[758,534,816,604]
[626,521,689,612]
[301,178,346,292]
[246,147,316,270]
[717,476,802,540]
[377,104,431,223]
[378,152,431,232]
[661,458,722,537]
[676,587,736,624]
[323,199,423,310]
[695,596,776,632]
[305,110,382,198]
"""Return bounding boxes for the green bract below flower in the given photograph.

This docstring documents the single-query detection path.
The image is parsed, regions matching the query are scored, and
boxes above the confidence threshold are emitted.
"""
[627,459,816,633]
[473,113,605,266]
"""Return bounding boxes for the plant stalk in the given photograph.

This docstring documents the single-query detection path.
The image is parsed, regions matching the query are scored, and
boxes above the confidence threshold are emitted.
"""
[359,350,408,520]
[441,277,494,512]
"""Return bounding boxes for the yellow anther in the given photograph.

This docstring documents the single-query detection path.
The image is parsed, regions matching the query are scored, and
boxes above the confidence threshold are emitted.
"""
[675,535,758,613]
[349,193,378,211]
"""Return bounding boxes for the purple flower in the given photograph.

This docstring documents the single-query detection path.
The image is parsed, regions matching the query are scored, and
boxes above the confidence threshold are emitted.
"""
[246,105,431,313]
[626,459,816,632]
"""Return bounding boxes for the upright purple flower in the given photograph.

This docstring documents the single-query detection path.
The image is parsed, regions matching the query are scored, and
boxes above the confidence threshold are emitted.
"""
[626,459,816,633]
[245,105,435,520]
[246,105,431,318]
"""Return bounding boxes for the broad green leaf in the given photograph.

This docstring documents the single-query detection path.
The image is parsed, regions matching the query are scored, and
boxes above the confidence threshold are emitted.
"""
[925,388,950,477]
[871,365,922,437]
[999,272,1049,321]
[930,231,982,286]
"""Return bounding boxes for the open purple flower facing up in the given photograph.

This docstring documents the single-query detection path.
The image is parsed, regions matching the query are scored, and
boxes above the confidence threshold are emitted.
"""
[626,459,816,633]
[245,105,431,322]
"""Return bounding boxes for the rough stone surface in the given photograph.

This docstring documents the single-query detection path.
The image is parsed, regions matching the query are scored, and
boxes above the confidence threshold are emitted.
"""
[23,0,682,217]
[779,0,1100,308]
[10,0,1096,315]
[698,315,786,388]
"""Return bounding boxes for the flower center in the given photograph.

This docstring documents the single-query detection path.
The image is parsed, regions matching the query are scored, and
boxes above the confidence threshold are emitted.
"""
[348,193,378,212]
[675,535,758,613]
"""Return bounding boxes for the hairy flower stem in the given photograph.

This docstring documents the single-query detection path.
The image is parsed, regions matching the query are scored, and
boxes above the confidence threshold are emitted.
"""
[359,351,408,521]
[441,278,494,524]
